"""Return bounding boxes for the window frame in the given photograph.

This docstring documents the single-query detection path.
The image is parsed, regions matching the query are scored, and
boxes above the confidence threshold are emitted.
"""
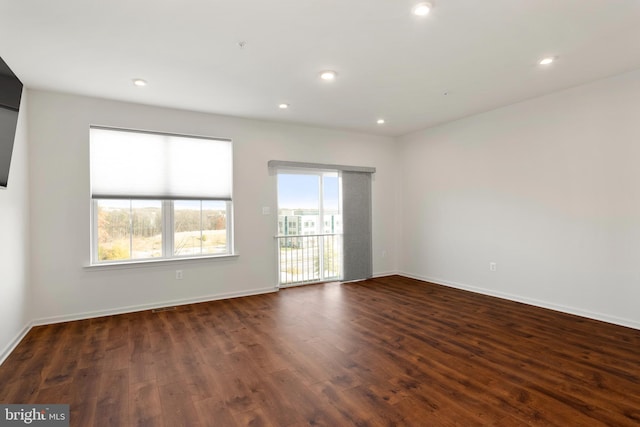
[88,126,235,266]
[91,199,234,265]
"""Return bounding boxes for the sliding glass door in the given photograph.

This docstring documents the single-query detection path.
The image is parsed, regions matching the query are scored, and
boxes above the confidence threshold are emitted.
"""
[276,171,342,286]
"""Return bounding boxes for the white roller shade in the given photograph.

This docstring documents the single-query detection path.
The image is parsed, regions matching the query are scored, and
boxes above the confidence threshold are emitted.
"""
[90,127,232,200]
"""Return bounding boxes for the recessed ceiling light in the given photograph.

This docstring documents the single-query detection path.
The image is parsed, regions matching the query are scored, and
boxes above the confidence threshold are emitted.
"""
[538,57,555,66]
[377,119,385,125]
[132,78,147,87]
[319,70,337,81]
[279,103,289,109]
[412,2,433,16]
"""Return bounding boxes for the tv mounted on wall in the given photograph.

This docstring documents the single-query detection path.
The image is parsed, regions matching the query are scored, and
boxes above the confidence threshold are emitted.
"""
[0,55,23,188]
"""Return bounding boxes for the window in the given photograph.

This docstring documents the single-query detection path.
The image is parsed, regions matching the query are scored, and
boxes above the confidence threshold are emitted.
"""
[174,200,229,256]
[90,127,233,264]
[276,170,342,285]
[269,159,375,284]
[95,199,163,261]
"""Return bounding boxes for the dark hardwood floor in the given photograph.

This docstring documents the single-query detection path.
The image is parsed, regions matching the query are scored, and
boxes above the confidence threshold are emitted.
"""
[1,275,639,426]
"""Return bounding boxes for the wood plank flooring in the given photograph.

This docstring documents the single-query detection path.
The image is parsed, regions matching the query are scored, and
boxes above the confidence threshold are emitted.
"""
[1,275,639,426]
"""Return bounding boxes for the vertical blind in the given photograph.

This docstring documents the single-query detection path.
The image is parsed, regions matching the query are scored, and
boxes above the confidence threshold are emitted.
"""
[90,127,232,200]
[342,171,373,281]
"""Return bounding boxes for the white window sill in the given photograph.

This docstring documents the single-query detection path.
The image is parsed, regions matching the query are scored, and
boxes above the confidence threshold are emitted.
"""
[84,253,239,270]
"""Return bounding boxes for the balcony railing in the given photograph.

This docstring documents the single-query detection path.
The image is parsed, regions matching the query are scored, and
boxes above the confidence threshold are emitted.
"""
[276,234,342,286]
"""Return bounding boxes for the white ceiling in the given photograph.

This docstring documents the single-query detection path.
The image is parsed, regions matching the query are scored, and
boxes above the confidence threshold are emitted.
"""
[1,0,640,136]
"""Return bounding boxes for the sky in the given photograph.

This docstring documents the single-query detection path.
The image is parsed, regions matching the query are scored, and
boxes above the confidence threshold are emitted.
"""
[277,173,340,210]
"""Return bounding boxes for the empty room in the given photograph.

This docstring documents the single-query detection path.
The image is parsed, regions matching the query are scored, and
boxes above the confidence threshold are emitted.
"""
[1,1,639,426]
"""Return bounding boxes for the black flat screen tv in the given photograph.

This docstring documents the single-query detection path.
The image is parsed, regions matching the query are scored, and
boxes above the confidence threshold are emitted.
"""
[0,55,23,188]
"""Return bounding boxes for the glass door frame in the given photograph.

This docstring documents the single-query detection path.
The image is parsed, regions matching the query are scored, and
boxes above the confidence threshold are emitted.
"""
[275,168,343,287]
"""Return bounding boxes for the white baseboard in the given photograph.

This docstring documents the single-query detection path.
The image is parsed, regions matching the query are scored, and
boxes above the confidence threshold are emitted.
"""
[32,286,279,327]
[372,270,399,278]
[0,321,33,367]
[399,271,640,331]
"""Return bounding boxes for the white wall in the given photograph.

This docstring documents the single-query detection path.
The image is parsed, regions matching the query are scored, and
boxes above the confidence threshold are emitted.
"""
[399,69,640,329]
[27,90,398,323]
[0,94,30,362]
[17,67,640,335]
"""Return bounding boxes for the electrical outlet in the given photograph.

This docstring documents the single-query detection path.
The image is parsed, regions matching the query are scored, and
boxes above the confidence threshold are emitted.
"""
[176,270,183,280]
[489,262,497,272]
[381,250,387,258]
